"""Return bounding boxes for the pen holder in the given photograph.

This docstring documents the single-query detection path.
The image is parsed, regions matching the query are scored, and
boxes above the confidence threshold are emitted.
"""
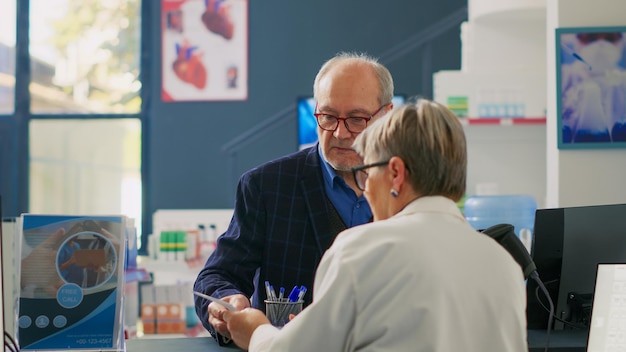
[264,300,303,327]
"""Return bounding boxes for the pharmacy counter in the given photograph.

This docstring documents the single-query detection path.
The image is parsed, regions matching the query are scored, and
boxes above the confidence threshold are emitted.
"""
[126,337,241,351]
[126,329,586,352]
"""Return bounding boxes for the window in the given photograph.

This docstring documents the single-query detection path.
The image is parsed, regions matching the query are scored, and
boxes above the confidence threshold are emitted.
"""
[29,119,141,232]
[25,0,143,235]
[0,0,16,114]
[29,0,141,114]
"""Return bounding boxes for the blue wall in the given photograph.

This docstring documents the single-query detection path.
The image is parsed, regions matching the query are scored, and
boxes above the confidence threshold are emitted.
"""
[0,1,466,245]
[146,0,466,233]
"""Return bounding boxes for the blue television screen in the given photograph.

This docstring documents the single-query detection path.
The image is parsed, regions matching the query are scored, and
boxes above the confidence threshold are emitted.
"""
[297,95,406,150]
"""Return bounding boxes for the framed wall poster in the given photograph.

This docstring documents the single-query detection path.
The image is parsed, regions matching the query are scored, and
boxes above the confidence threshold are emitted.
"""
[557,26,626,149]
[161,0,248,102]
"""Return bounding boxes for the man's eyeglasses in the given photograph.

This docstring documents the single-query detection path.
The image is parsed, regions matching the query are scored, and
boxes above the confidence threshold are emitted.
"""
[351,160,390,191]
[314,104,387,133]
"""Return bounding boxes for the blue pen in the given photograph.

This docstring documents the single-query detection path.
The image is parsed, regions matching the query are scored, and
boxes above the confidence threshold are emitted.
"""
[279,287,285,301]
[264,281,272,300]
[270,285,277,301]
[297,286,307,302]
[287,285,300,302]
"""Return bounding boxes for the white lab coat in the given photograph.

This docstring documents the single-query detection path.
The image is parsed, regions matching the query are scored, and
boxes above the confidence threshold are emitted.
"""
[249,196,528,352]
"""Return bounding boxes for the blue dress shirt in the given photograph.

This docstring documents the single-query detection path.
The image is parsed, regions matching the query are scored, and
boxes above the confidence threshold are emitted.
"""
[318,145,372,226]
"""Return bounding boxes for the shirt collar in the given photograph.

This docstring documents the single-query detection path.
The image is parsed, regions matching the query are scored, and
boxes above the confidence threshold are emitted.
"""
[394,196,466,222]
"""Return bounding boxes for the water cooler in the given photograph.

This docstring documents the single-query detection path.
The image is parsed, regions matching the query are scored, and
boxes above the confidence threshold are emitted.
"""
[464,194,538,253]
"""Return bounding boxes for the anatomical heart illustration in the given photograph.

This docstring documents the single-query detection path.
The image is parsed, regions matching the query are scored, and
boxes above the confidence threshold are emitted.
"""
[161,0,248,102]
[172,42,208,89]
[201,0,234,40]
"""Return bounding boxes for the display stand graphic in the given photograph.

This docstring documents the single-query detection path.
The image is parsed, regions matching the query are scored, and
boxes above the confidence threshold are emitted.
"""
[18,215,126,351]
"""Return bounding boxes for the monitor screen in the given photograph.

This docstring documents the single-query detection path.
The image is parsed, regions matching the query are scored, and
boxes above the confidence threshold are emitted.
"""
[527,203,626,331]
[297,95,406,150]
[586,263,626,351]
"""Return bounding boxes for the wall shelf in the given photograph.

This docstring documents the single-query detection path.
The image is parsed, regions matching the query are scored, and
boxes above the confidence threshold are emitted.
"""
[459,117,546,126]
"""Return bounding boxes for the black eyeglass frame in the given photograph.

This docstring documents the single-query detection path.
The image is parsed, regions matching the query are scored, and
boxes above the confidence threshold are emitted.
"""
[313,104,387,133]
[351,160,390,191]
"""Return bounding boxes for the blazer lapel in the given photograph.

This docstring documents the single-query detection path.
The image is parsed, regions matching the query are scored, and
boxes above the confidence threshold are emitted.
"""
[300,147,335,256]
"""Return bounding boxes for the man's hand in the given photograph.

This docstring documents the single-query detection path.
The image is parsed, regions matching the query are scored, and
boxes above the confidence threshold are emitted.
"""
[207,293,250,338]
[223,308,271,351]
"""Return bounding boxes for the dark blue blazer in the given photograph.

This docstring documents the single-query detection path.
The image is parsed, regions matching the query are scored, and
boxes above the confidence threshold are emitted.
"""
[193,145,342,334]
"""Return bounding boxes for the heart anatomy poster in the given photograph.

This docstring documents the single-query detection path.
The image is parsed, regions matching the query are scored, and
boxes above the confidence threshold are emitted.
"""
[161,0,248,102]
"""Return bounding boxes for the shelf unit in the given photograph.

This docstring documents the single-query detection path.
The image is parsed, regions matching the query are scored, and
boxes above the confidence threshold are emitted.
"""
[459,117,546,126]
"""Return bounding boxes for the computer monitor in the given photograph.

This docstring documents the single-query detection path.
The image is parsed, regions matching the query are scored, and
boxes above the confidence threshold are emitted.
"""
[526,203,626,331]
[586,263,626,351]
[297,95,406,150]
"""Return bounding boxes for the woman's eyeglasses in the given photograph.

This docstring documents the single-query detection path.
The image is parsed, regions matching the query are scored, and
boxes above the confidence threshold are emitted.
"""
[351,160,390,191]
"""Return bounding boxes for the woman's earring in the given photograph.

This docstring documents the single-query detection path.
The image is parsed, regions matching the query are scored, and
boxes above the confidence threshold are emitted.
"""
[390,188,399,198]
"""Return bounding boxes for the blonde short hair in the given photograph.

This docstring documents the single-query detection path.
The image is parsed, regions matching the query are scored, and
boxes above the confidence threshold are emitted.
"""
[353,99,467,201]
